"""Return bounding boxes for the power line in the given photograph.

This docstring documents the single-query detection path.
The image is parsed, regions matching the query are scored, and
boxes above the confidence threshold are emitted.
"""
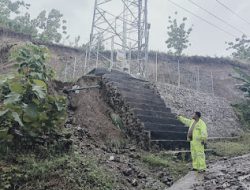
[216,0,250,26]
[188,0,246,35]
[167,0,237,38]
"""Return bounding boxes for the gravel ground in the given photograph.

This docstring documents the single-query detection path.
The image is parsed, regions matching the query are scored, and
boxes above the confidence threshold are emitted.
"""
[168,154,250,190]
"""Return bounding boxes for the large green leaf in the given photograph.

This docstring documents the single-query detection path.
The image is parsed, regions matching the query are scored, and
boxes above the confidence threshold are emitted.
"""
[0,109,9,117]
[11,112,24,127]
[0,129,13,141]
[9,81,24,94]
[4,93,21,105]
[33,79,47,89]
[29,72,43,80]
[55,97,66,111]
[32,84,46,99]
[0,75,15,86]
[23,103,39,122]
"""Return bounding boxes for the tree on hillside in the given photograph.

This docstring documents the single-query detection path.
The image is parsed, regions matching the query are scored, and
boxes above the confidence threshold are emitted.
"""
[234,68,250,97]
[233,68,250,129]
[0,0,68,43]
[12,13,38,37]
[165,12,193,56]
[0,0,29,27]
[226,35,250,61]
[35,9,67,43]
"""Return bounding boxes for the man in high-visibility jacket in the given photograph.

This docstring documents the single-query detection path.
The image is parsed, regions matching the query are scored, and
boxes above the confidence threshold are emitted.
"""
[178,112,208,172]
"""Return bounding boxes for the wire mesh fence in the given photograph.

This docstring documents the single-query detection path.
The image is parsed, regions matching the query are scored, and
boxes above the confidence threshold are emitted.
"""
[54,51,216,97]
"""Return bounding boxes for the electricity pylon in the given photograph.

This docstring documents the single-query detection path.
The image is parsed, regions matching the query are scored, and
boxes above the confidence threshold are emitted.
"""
[87,0,150,75]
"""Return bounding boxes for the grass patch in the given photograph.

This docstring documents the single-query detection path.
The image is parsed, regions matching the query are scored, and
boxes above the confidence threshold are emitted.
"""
[0,152,115,190]
[233,100,250,130]
[208,133,250,157]
[142,154,169,167]
[141,153,190,181]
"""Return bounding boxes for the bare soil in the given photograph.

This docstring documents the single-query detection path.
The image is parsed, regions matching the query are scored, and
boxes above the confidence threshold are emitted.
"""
[64,76,174,190]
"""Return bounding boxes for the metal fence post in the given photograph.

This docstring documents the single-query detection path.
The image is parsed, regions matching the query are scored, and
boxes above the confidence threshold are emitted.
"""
[64,62,68,82]
[177,59,180,87]
[96,38,100,68]
[110,36,114,71]
[155,51,158,82]
[84,49,88,74]
[196,66,200,91]
[73,57,77,80]
[211,71,214,96]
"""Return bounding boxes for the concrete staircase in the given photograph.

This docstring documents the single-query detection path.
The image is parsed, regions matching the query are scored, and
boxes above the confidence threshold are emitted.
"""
[89,68,189,150]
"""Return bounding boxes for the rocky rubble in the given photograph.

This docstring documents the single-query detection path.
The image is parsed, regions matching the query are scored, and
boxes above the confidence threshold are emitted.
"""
[157,83,242,137]
[193,154,250,190]
[101,77,150,149]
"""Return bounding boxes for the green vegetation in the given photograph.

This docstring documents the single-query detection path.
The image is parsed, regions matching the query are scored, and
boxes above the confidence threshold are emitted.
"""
[141,153,190,181]
[166,12,193,56]
[234,67,250,97]
[208,134,250,157]
[0,0,68,43]
[232,68,250,130]
[0,43,67,152]
[233,101,250,130]
[226,34,250,61]
[0,153,115,190]
[0,43,117,190]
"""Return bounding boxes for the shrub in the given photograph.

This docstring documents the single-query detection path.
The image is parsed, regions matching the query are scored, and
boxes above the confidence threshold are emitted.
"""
[0,43,67,148]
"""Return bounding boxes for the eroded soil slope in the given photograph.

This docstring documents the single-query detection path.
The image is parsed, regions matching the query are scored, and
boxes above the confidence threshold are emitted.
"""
[64,76,184,190]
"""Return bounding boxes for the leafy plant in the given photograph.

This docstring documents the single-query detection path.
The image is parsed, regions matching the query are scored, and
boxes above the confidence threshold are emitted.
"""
[141,153,189,181]
[165,12,193,57]
[226,35,250,61]
[232,68,250,129]
[0,43,67,147]
[0,153,115,190]
[0,0,68,43]
[233,67,250,97]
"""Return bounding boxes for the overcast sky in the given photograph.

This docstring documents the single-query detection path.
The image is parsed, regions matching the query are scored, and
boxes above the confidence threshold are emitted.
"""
[23,0,250,57]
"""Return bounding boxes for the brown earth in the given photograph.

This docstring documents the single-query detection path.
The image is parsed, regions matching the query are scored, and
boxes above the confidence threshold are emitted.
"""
[69,76,123,143]
[61,76,176,190]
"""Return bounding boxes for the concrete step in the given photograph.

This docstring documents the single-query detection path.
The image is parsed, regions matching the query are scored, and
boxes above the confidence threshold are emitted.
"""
[120,89,160,99]
[151,140,190,150]
[124,97,165,107]
[104,77,144,85]
[143,122,188,132]
[150,131,187,140]
[137,115,182,126]
[128,102,171,113]
[100,70,190,150]
[132,109,174,118]
[123,91,163,102]
[114,85,156,96]
[104,74,148,83]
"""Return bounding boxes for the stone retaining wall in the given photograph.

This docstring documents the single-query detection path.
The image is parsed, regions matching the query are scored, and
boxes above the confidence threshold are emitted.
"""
[157,83,242,137]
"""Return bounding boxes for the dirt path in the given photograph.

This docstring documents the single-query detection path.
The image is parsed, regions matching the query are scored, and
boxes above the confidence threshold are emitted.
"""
[167,171,201,190]
[167,154,250,190]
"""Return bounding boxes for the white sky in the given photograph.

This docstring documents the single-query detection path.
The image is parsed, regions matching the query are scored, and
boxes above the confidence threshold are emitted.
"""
[22,0,250,57]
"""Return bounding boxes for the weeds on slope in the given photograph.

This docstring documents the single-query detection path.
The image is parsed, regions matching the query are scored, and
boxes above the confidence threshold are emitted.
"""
[141,153,190,181]
[208,133,250,158]
[0,152,115,190]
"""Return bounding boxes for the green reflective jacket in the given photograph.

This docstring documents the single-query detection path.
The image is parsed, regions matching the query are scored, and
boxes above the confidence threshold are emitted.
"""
[178,116,208,142]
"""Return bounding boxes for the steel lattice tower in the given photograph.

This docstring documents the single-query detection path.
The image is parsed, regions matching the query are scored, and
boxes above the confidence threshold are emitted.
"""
[87,0,150,75]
